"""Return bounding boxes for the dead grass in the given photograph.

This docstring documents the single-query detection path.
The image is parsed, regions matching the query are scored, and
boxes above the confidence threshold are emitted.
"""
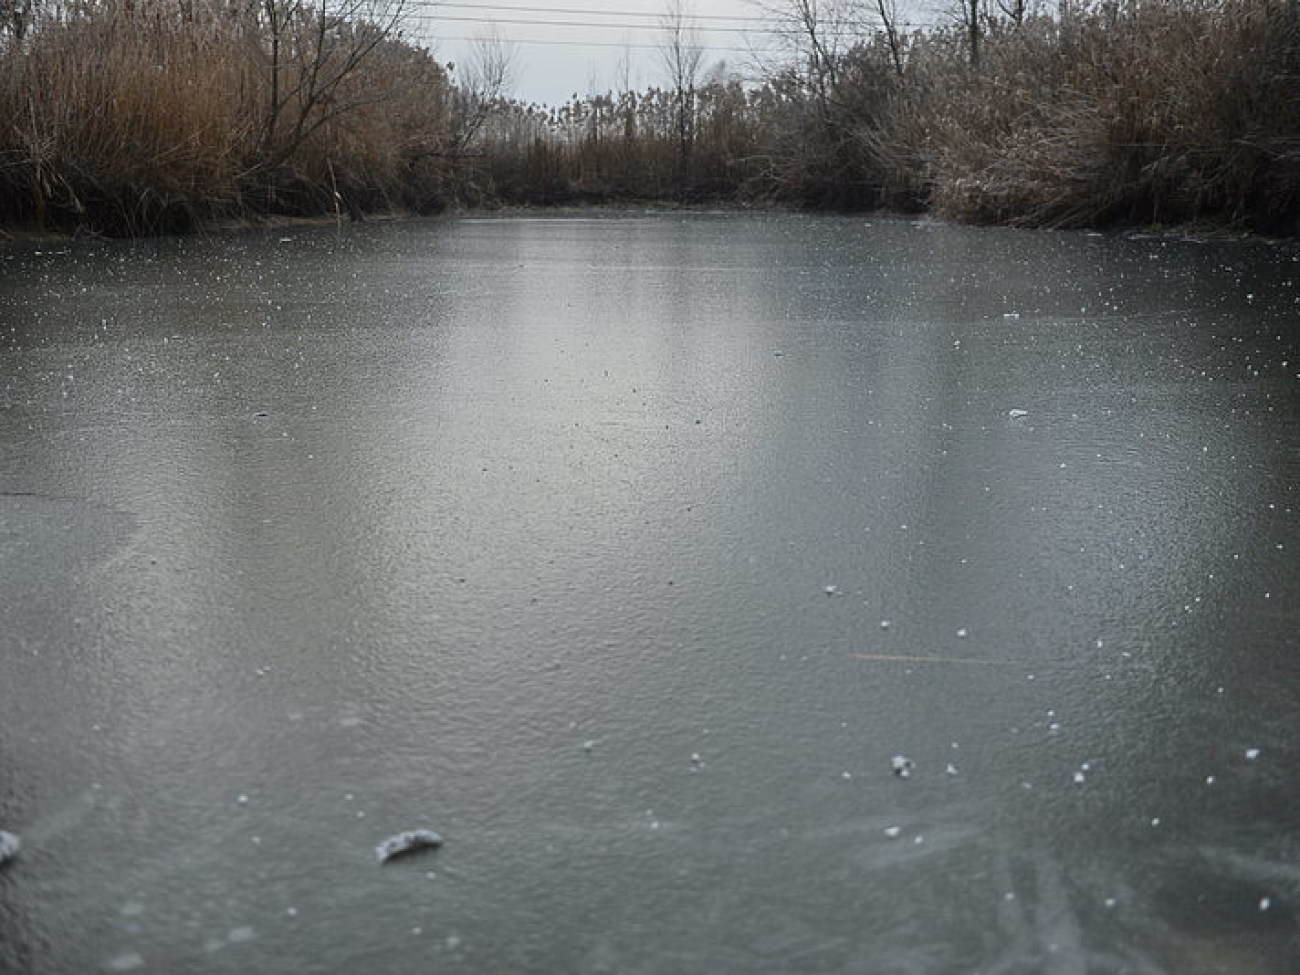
[1,0,1294,236]
[0,1,451,235]
[898,1,1300,234]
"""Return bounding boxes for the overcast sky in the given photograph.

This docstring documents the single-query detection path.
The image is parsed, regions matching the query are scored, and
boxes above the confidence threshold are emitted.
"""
[412,1,949,108]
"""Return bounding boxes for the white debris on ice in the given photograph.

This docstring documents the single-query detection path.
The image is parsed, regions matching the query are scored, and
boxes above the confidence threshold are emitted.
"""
[0,830,19,867]
[376,829,444,863]
[891,755,915,778]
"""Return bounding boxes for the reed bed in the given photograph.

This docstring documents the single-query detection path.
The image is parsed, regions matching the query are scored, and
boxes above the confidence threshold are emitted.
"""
[0,0,451,234]
[1,0,1295,236]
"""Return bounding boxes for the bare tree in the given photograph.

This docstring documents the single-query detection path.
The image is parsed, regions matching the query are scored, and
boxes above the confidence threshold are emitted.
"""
[955,0,982,67]
[874,0,904,76]
[253,0,411,169]
[750,0,864,114]
[448,27,517,153]
[996,0,1028,25]
[659,0,703,171]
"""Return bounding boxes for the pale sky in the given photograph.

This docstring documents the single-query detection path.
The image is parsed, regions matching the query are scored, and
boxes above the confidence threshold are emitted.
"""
[411,1,948,108]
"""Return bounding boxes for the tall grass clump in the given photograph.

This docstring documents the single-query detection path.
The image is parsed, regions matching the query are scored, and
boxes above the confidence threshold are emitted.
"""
[892,0,1300,233]
[461,81,774,206]
[0,0,453,235]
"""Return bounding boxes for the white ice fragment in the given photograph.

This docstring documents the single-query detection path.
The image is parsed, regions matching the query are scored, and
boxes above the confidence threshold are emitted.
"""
[1206,775,1216,785]
[824,585,839,596]
[690,753,704,767]
[891,755,915,778]
[1104,898,1117,909]
[956,628,968,638]
[0,830,19,867]
[883,826,902,838]
[237,794,249,805]
[376,829,444,863]
[583,740,595,753]
[1260,897,1272,911]
[946,764,958,776]
[1008,408,1030,419]
[227,927,255,944]
[1245,748,1261,760]
[1150,817,1161,827]
[880,620,891,630]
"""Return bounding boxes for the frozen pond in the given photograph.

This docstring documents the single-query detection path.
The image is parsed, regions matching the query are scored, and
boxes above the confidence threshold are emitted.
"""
[1,212,1298,973]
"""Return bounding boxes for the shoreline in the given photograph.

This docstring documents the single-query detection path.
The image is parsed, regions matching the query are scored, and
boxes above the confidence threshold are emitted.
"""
[2,202,1295,252]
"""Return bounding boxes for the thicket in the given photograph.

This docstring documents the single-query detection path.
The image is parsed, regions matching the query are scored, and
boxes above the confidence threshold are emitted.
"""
[0,0,453,234]
[0,0,1296,236]
[468,0,1300,236]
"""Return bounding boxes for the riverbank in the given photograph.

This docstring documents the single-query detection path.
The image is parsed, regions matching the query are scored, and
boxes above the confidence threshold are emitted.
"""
[1,0,1295,240]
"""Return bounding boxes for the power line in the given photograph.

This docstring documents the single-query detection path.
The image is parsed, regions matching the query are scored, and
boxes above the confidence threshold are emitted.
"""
[420,32,756,52]
[408,1,938,30]
[405,13,937,36]
[408,11,773,33]
[417,1,774,23]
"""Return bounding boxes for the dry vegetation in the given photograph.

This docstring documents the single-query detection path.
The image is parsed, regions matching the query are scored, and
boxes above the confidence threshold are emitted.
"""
[0,0,452,234]
[1,0,1296,236]
[912,0,1300,232]
[471,0,1300,236]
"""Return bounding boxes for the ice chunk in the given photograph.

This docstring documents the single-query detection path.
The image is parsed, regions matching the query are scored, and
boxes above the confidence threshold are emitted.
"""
[376,829,444,863]
[0,830,19,867]
[891,755,915,778]
[1008,409,1030,419]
